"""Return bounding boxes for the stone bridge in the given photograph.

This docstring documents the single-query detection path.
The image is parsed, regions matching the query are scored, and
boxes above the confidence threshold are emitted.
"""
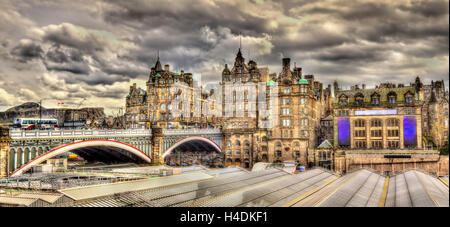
[0,126,222,177]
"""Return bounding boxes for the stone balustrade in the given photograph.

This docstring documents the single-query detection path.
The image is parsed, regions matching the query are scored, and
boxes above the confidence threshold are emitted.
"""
[9,129,151,139]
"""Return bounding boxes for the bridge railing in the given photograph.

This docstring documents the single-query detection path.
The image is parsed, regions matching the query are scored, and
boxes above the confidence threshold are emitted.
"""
[162,128,221,135]
[9,129,152,139]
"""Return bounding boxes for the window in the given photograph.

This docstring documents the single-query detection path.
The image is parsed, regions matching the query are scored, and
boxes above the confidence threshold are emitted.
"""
[387,141,399,149]
[405,92,414,105]
[235,140,241,146]
[355,119,365,127]
[301,118,308,126]
[282,108,290,115]
[371,119,382,127]
[339,95,348,106]
[226,150,231,155]
[405,108,416,115]
[371,141,383,148]
[354,130,366,137]
[161,104,166,110]
[244,140,250,146]
[293,142,300,147]
[371,130,382,137]
[387,119,399,127]
[235,150,241,155]
[227,141,231,147]
[371,93,380,105]
[244,150,249,155]
[355,93,364,106]
[283,99,290,105]
[282,119,291,127]
[387,130,399,137]
[300,87,307,93]
[276,151,282,157]
[276,142,282,147]
[284,88,290,94]
[355,141,366,148]
[388,92,397,104]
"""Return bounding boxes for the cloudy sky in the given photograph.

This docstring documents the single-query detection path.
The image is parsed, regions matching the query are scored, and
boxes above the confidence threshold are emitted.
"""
[0,0,448,114]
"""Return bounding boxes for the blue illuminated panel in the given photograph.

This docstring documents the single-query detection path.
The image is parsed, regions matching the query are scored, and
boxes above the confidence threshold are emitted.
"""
[355,109,397,116]
[338,117,350,146]
[403,116,417,147]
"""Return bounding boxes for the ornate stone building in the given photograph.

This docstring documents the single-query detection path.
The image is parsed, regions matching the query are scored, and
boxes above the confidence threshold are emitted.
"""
[125,83,148,129]
[221,49,329,168]
[332,77,448,175]
[422,80,449,149]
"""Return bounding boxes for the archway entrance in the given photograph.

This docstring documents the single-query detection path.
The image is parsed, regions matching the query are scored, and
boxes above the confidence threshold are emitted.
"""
[162,136,223,167]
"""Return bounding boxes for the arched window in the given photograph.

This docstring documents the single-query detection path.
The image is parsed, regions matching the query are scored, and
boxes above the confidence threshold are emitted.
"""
[387,91,397,104]
[161,104,166,110]
[235,140,241,146]
[339,95,348,106]
[275,141,282,147]
[355,93,364,106]
[226,150,231,155]
[371,93,380,105]
[293,141,300,147]
[235,150,241,155]
[244,140,250,146]
[404,91,414,105]
[227,141,231,147]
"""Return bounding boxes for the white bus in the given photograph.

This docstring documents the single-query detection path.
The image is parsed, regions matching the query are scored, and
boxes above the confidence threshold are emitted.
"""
[13,118,58,130]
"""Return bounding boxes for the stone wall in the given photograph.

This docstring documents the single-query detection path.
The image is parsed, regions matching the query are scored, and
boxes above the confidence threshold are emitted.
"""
[0,127,11,178]
[333,150,448,176]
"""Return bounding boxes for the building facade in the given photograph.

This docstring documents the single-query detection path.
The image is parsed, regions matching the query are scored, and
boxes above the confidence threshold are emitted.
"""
[221,49,329,168]
[123,50,447,173]
[125,83,148,129]
[332,77,449,175]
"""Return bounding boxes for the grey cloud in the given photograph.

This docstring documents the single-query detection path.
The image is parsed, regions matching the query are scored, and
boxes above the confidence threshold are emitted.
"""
[10,40,43,62]
[0,0,448,113]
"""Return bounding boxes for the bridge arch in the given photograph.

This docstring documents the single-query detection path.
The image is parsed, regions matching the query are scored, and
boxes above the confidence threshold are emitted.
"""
[11,139,152,177]
[161,136,222,159]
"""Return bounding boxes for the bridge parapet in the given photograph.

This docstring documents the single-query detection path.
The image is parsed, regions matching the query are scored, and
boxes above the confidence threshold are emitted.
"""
[162,128,221,136]
[9,129,151,139]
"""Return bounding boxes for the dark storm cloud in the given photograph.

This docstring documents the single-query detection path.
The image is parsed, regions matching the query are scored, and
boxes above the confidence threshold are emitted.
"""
[0,0,448,113]
[43,44,91,74]
[41,23,106,52]
[10,40,43,63]
[101,0,270,36]
[399,0,449,18]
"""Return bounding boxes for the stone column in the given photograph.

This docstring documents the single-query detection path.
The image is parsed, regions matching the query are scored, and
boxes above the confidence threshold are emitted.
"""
[366,119,371,149]
[151,125,165,165]
[0,127,12,178]
[416,111,423,149]
[400,116,405,149]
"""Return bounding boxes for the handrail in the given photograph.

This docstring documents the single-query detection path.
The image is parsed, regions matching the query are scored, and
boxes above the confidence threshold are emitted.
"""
[9,129,152,139]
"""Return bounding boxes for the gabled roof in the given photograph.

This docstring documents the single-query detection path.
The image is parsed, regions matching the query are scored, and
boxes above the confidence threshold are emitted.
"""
[317,139,333,149]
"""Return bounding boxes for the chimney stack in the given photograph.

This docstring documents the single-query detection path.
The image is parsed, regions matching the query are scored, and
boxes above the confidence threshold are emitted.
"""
[282,58,291,70]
